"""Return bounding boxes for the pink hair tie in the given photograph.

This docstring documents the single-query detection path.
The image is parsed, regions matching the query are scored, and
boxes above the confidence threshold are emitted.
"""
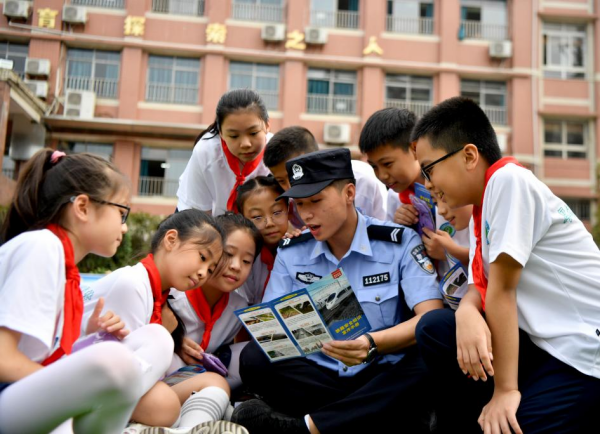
[50,150,67,164]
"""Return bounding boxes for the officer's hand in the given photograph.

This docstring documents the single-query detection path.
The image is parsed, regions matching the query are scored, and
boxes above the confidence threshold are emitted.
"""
[393,204,419,226]
[422,228,451,260]
[321,336,370,366]
[456,304,494,381]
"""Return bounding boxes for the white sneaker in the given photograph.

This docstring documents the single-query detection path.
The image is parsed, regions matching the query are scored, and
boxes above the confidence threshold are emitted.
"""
[123,421,249,434]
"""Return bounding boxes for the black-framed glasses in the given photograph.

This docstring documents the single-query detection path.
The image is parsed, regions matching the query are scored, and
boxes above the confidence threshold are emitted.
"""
[71,196,130,224]
[420,146,466,183]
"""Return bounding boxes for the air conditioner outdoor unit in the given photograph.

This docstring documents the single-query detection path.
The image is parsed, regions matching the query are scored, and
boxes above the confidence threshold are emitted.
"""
[3,0,30,19]
[62,5,87,24]
[323,123,350,144]
[261,23,285,42]
[64,90,96,119]
[25,58,51,77]
[304,27,328,45]
[24,80,49,99]
[489,40,512,59]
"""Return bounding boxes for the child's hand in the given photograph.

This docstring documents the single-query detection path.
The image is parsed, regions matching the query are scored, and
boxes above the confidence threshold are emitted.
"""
[478,390,523,434]
[180,337,204,365]
[393,204,419,226]
[161,303,178,334]
[422,228,452,260]
[284,226,306,239]
[86,297,129,340]
[455,304,494,381]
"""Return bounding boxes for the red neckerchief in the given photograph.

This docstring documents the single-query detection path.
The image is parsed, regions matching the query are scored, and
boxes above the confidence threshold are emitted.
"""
[288,200,305,229]
[221,138,265,212]
[42,224,83,366]
[186,288,230,350]
[399,184,416,205]
[140,254,168,324]
[260,246,275,298]
[472,157,522,310]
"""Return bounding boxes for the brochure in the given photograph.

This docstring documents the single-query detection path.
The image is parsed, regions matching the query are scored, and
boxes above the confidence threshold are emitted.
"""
[410,183,436,236]
[235,268,371,363]
[439,262,469,310]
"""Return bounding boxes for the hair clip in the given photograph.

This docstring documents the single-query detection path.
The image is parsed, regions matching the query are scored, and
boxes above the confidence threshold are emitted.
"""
[50,150,67,164]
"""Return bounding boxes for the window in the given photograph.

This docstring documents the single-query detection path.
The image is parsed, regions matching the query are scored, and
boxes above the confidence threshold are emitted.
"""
[72,0,125,9]
[307,68,356,115]
[0,42,28,78]
[146,56,200,105]
[543,120,587,159]
[151,0,205,16]
[563,199,591,221]
[229,61,279,110]
[58,142,114,161]
[386,1,433,35]
[231,0,284,23]
[543,23,586,80]
[459,0,508,40]
[310,0,359,29]
[139,148,193,197]
[66,49,120,99]
[461,79,507,125]
[385,74,433,118]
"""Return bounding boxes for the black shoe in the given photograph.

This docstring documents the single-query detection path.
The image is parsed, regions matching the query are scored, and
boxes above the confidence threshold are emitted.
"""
[231,399,309,434]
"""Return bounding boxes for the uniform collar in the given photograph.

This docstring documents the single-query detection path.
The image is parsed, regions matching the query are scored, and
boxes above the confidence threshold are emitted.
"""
[309,211,373,262]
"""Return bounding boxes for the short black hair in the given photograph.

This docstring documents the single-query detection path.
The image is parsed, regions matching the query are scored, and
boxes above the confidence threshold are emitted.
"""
[411,97,502,165]
[358,108,416,153]
[236,175,287,215]
[263,126,319,168]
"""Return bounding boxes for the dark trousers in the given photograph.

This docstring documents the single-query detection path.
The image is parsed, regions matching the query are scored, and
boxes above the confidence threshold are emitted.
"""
[239,341,431,434]
[416,309,600,434]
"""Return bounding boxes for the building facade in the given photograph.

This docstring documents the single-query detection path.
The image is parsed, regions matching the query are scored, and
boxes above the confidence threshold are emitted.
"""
[0,0,598,225]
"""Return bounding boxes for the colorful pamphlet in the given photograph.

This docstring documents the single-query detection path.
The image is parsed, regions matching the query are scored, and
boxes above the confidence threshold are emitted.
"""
[410,183,436,236]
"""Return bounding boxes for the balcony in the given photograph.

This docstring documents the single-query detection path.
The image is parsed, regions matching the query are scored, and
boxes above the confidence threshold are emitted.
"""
[386,16,433,35]
[71,0,125,9]
[460,20,508,40]
[384,100,432,118]
[146,83,198,105]
[306,94,356,115]
[232,2,284,23]
[151,0,204,16]
[483,106,506,125]
[310,9,359,29]
[66,76,119,99]
[138,176,178,197]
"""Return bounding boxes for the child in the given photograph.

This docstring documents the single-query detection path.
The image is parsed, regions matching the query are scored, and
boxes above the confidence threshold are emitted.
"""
[264,126,387,224]
[169,212,263,392]
[235,176,289,305]
[0,149,174,434]
[177,89,272,216]
[85,210,244,433]
[413,97,600,433]
[358,107,423,224]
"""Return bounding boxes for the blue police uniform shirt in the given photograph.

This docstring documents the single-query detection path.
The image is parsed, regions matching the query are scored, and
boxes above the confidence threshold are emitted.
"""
[263,211,441,377]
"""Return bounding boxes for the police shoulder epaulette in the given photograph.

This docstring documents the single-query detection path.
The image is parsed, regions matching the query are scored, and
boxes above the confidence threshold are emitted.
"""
[367,225,404,244]
[278,232,314,249]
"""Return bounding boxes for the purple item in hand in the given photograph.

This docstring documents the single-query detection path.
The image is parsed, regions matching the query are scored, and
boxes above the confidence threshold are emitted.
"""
[410,194,436,237]
[72,331,119,353]
[202,353,228,376]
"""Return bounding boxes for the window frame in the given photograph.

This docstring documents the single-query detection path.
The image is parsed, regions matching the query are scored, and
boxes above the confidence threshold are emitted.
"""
[306,68,357,115]
[542,22,587,80]
[543,119,588,159]
[65,48,121,99]
[460,79,507,125]
[146,55,200,105]
[228,61,280,111]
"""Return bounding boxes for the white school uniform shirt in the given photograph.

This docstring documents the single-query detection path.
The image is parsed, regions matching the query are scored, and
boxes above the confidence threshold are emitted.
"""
[385,188,402,222]
[168,289,247,354]
[0,230,66,363]
[351,160,387,221]
[82,263,154,333]
[470,163,600,379]
[236,257,270,305]
[177,133,273,216]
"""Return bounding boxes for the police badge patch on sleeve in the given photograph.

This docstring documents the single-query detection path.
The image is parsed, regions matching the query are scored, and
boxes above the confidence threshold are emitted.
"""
[411,245,435,275]
[296,272,322,284]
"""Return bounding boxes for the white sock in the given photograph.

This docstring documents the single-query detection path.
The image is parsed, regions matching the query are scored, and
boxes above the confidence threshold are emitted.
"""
[178,387,229,428]
[223,404,235,421]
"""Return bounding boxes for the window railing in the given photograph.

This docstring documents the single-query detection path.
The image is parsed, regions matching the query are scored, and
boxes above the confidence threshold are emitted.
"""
[138,176,179,197]
[256,90,278,111]
[71,0,125,9]
[460,20,508,40]
[151,0,204,16]
[384,99,432,118]
[66,76,119,99]
[232,2,284,23]
[386,16,433,35]
[483,106,506,125]
[306,94,356,115]
[310,9,359,29]
[146,83,198,105]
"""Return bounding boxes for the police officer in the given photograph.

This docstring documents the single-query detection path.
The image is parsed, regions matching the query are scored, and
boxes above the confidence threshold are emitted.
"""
[232,148,443,434]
